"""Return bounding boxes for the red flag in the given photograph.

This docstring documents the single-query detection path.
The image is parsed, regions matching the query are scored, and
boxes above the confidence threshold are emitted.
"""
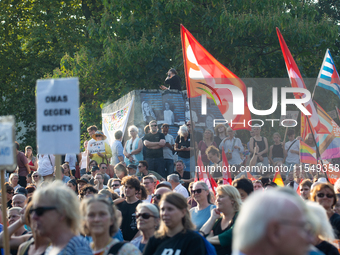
[181,25,251,131]
[247,172,257,181]
[221,147,232,184]
[208,172,218,195]
[296,178,303,195]
[301,112,313,140]
[276,28,329,135]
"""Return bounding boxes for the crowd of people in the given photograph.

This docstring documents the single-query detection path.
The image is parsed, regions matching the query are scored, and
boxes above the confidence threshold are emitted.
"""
[4,116,340,255]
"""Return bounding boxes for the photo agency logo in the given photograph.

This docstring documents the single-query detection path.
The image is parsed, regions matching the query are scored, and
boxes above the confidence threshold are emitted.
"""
[197,79,312,128]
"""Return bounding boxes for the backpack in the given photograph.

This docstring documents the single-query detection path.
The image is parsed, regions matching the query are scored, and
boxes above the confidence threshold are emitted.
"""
[194,231,217,255]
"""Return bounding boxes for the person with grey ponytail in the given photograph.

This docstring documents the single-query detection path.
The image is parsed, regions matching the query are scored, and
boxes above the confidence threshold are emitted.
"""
[190,181,216,230]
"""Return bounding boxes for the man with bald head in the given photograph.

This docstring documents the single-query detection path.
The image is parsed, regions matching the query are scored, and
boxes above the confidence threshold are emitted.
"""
[232,188,313,255]
[152,187,171,206]
[12,194,26,208]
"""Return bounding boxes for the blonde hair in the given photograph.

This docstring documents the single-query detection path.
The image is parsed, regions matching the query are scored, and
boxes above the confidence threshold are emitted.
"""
[9,173,19,185]
[32,180,80,234]
[155,192,194,238]
[80,195,121,236]
[216,185,242,212]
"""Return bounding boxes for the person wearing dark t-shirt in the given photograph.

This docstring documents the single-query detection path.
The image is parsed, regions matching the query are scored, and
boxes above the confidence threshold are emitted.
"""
[117,176,142,241]
[15,142,30,187]
[174,125,191,172]
[143,120,166,178]
[143,192,205,255]
[173,160,193,190]
[200,185,242,255]
[160,68,182,91]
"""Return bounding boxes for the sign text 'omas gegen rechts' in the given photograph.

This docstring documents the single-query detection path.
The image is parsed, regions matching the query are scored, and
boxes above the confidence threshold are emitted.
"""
[36,78,80,154]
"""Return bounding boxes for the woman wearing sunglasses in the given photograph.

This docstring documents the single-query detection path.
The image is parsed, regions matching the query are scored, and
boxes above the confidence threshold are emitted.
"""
[81,195,141,255]
[190,181,216,230]
[200,185,242,255]
[131,203,160,253]
[143,192,205,255]
[311,183,340,238]
[0,201,50,255]
[31,180,92,255]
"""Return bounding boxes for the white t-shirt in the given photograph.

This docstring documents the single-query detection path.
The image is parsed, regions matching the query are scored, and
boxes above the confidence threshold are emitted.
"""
[65,154,77,170]
[174,183,189,198]
[285,139,300,164]
[37,154,55,177]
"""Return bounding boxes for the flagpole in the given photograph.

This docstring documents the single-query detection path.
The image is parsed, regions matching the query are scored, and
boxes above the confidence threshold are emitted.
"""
[336,106,340,120]
[305,106,328,182]
[180,24,199,180]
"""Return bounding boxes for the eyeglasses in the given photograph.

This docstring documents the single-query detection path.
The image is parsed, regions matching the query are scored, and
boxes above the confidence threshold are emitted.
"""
[101,167,107,169]
[138,165,143,168]
[33,175,39,178]
[192,189,203,194]
[317,193,334,199]
[29,206,56,216]
[150,125,157,127]
[279,220,313,236]
[152,194,162,200]
[136,213,156,219]
[112,184,120,187]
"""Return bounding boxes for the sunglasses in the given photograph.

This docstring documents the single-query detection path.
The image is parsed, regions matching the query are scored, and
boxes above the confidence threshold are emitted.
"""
[150,125,157,127]
[112,184,120,187]
[7,191,14,195]
[29,206,56,216]
[317,193,334,199]
[101,167,107,169]
[192,189,203,194]
[136,213,156,220]
[130,144,133,150]
[95,135,102,137]
[33,175,39,178]
[152,194,162,200]
[138,165,143,168]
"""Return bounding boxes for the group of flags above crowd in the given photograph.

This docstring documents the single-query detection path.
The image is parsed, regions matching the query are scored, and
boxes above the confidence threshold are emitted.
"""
[180,25,340,185]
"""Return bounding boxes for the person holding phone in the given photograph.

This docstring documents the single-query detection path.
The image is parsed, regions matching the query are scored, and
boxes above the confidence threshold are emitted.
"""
[160,68,182,91]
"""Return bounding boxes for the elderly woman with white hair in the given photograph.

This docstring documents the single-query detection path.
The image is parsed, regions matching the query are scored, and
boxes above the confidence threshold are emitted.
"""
[306,202,339,255]
[124,125,143,166]
[131,203,160,253]
[190,181,216,230]
[31,172,44,187]
[9,173,21,190]
[175,125,191,171]
[200,185,242,255]
[31,180,92,255]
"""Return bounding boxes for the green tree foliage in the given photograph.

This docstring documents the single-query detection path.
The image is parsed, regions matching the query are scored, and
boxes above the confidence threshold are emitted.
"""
[1,0,339,149]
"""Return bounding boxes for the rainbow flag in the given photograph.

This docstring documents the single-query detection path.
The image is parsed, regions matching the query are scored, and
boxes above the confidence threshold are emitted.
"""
[273,171,284,187]
[300,141,317,164]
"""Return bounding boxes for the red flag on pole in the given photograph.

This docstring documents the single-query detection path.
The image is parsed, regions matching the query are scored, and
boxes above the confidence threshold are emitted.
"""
[181,25,252,131]
[276,28,329,135]
[221,147,232,185]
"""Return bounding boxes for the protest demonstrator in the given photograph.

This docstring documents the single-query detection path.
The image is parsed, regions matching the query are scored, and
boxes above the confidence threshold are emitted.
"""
[111,130,124,166]
[143,192,206,255]
[143,120,166,178]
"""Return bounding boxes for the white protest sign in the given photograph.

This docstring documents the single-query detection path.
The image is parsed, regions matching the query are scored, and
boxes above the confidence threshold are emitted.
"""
[36,78,80,154]
[88,140,105,154]
[279,111,299,127]
[0,116,16,171]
